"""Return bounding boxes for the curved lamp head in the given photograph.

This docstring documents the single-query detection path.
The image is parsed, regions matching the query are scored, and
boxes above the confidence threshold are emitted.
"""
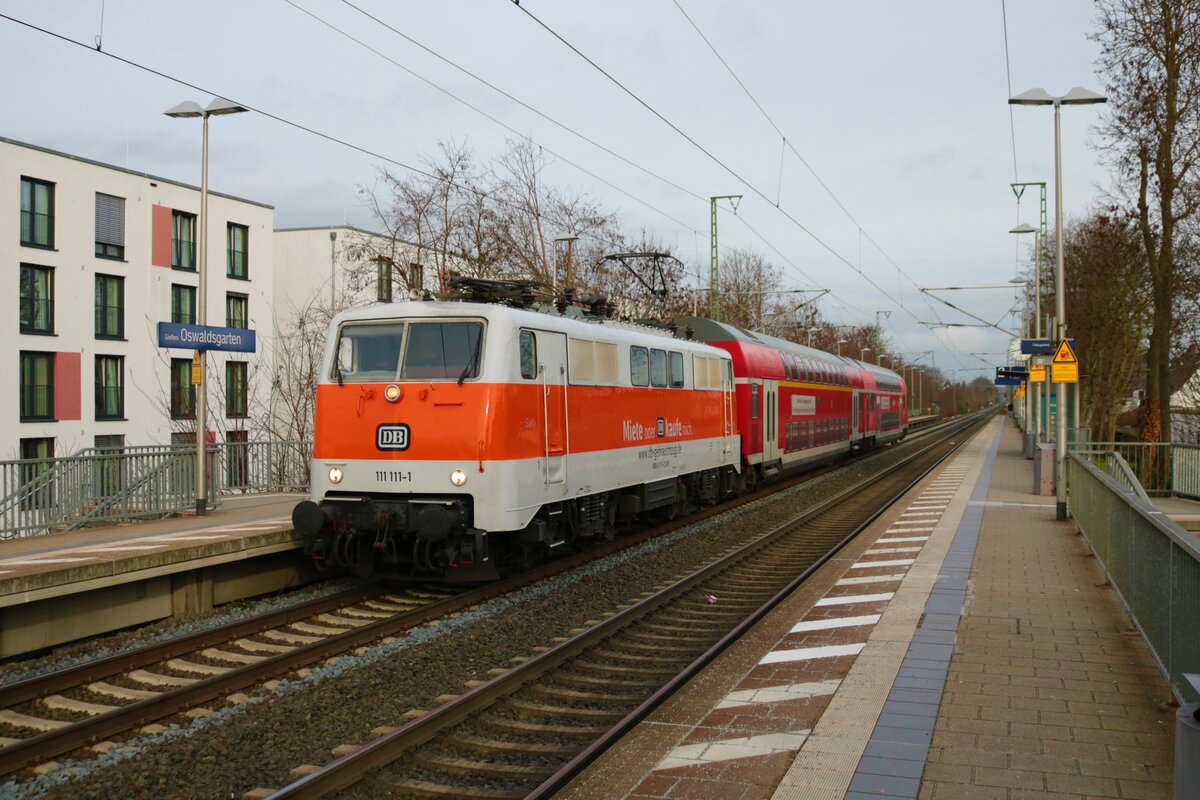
[164,101,204,119]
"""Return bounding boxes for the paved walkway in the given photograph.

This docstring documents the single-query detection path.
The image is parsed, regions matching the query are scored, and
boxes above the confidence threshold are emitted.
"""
[561,416,1177,799]
[919,421,1175,799]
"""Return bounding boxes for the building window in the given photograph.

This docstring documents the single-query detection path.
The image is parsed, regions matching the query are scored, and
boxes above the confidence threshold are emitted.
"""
[227,223,248,279]
[95,274,124,339]
[19,437,55,510]
[19,264,54,334]
[226,361,248,418]
[20,351,54,421]
[226,292,248,329]
[95,355,124,420]
[377,257,393,302]
[170,358,195,419]
[95,193,126,259]
[408,262,423,291]
[20,177,54,248]
[171,284,196,324]
[226,430,249,488]
[172,210,196,270]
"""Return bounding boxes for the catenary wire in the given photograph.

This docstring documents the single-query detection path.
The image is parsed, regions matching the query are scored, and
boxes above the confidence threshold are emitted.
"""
[510,0,970,369]
[667,0,975,368]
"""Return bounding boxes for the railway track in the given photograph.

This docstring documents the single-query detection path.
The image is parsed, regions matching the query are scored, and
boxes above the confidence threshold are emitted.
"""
[0,411,985,788]
[268,412,989,799]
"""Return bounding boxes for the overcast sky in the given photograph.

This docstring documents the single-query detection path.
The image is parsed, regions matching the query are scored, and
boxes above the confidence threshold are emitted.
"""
[0,1,1110,378]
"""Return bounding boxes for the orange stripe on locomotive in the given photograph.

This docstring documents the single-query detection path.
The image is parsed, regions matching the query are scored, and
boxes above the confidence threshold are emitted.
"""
[313,380,731,464]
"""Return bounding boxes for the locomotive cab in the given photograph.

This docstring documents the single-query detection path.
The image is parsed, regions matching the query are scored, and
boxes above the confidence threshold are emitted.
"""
[294,308,496,580]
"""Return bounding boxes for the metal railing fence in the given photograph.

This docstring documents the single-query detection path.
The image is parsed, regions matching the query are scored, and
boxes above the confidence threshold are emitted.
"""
[1068,451,1200,704]
[1070,441,1176,496]
[0,440,311,539]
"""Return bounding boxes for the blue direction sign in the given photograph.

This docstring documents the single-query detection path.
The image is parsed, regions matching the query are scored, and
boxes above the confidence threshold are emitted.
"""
[157,322,257,353]
[1021,338,1076,356]
[995,376,1023,386]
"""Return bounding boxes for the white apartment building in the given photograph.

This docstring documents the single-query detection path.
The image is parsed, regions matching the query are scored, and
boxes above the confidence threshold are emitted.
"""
[272,225,441,327]
[2,137,275,462]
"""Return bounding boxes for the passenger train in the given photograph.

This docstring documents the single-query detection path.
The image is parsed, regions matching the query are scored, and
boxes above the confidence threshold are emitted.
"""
[292,296,908,580]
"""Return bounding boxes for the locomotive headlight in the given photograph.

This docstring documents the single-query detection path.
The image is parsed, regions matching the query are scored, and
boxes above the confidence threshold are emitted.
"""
[328,467,344,484]
[450,469,467,487]
[383,384,402,403]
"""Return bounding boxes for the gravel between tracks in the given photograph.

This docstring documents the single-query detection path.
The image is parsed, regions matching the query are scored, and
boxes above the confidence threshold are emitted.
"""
[6,434,944,800]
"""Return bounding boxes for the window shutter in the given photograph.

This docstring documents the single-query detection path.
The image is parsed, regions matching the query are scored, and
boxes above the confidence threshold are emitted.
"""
[95,194,125,246]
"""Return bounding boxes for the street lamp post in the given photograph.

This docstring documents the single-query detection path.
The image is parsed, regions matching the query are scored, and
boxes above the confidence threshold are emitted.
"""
[1010,86,1106,521]
[806,327,819,347]
[860,347,871,362]
[836,338,847,357]
[165,98,248,516]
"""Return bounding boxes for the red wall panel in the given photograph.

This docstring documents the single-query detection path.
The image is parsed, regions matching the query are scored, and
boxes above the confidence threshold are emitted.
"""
[54,352,81,421]
[151,204,172,267]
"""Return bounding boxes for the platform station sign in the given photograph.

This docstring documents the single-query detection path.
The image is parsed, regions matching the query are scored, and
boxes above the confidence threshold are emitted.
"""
[1021,338,1076,356]
[1050,339,1079,383]
[995,365,1026,386]
[157,322,257,353]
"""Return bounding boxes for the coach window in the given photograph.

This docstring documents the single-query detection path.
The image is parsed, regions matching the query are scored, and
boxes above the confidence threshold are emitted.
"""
[630,346,649,387]
[650,348,667,387]
[669,351,684,387]
[519,330,536,379]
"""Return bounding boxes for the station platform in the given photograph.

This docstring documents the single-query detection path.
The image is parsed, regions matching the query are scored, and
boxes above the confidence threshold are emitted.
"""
[564,415,1177,799]
[0,494,304,657]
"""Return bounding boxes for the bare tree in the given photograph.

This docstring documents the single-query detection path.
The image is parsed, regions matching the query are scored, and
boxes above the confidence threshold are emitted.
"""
[1095,0,1200,443]
[1062,210,1150,439]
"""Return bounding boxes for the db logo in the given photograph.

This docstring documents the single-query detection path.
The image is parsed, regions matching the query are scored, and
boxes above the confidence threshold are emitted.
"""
[376,424,410,451]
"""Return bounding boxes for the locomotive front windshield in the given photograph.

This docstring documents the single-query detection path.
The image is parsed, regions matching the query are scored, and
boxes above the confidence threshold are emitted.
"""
[333,320,484,382]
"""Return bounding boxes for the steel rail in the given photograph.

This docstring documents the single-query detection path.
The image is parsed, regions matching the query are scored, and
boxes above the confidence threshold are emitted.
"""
[270,412,990,798]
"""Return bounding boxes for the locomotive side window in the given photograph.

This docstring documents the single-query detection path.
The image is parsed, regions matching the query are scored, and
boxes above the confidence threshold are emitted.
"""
[334,322,405,381]
[519,330,536,379]
[650,348,668,387]
[669,351,685,388]
[630,346,649,387]
[401,321,484,380]
[693,355,723,390]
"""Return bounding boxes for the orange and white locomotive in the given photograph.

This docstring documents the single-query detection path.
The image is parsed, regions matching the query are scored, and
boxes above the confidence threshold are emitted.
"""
[292,300,742,580]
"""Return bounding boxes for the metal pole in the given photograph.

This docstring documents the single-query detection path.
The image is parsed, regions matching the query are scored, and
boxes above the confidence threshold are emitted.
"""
[565,237,575,289]
[709,195,741,320]
[329,231,337,309]
[1033,230,1043,445]
[709,197,719,319]
[1054,101,1068,521]
[195,113,209,516]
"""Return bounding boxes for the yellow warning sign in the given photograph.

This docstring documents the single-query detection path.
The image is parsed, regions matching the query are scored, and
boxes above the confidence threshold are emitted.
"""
[191,351,202,385]
[1029,366,1045,383]
[1051,339,1078,383]
[1015,385,1026,398]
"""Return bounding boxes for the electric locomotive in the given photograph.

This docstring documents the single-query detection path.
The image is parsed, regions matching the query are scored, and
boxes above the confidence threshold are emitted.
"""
[292,300,742,580]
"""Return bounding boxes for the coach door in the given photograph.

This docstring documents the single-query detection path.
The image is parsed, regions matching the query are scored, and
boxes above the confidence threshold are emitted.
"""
[537,331,568,487]
[852,389,860,437]
[721,360,735,457]
[762,379,780,464]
